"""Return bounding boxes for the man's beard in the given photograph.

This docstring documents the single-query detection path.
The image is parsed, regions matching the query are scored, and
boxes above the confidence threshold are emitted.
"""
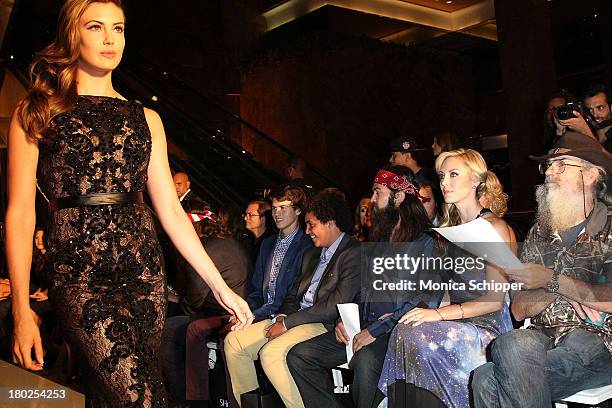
[535,180,585,232]
[370,200,399,241]
[595,114,612,129]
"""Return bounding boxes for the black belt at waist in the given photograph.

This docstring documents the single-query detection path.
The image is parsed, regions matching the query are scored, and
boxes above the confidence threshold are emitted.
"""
[49,191,144,212]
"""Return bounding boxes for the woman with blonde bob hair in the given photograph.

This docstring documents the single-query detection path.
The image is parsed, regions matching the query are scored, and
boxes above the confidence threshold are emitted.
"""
[5,0,252,406]
[376,148,515,408]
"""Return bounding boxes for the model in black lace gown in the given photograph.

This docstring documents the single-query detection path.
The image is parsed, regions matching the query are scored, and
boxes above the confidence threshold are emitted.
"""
[39,95,167,407]
[7,3,253,405]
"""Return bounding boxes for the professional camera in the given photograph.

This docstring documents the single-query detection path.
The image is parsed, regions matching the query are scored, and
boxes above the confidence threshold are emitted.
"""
[554,102,597,129]
[554,102,587,120]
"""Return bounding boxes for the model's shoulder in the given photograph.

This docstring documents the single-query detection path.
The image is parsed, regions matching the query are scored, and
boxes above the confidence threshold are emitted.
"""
[142,108,165,138]
[143,107,162,122]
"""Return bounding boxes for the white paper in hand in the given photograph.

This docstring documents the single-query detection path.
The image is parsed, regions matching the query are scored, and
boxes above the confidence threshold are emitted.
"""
[433,217,522,269]
[337,303,360,369]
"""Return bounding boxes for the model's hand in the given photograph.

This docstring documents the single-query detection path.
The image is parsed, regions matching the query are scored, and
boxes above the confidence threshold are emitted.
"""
[215,287,253,331]
[399,307,442,327]
[335,320,349,345]
[265,317,287,341]
[13,311,44,371]
[352,329,375,353]
[505,263,553,290]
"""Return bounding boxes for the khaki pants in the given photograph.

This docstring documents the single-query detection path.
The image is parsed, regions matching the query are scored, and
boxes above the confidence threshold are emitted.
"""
[224,319,327,408]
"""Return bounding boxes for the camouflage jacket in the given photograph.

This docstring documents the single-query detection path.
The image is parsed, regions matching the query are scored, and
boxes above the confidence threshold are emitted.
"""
[521,202,611,353]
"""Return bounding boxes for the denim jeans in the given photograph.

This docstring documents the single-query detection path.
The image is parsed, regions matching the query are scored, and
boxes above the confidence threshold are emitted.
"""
[287,331,389,408]
[472,328,612,408]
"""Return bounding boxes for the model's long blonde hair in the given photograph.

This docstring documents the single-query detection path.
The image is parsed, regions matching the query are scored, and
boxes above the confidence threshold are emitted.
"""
[17,0,124,141]
[435,148,508,227]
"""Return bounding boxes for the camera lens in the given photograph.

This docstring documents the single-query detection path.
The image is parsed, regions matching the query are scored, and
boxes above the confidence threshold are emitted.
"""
[554,105,574,120]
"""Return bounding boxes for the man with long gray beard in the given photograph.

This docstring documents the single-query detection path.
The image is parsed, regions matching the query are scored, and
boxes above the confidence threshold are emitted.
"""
[287,165,441,408]
[473,131,612,408]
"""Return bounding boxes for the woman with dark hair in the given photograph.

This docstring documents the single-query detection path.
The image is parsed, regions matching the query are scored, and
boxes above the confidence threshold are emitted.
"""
[431,131,460,157]
[352,197,372,242]
[377,149,516,408]
[5,1,251,406]
[29,227,51,317]
[415,179,442,227]
[218,205,244,241]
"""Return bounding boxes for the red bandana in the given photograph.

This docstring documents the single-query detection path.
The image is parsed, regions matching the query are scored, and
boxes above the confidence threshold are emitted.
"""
[373,170,425,201]
[187,210,216,223]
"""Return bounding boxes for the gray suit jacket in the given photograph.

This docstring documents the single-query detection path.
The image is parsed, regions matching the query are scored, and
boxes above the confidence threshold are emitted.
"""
[280,234,361,331]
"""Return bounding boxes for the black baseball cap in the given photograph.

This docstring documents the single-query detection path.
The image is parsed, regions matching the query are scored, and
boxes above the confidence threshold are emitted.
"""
[389,137,428,153]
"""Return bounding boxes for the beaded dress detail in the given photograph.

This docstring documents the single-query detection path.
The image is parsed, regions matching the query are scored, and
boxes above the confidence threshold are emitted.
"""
[39,95,167,407]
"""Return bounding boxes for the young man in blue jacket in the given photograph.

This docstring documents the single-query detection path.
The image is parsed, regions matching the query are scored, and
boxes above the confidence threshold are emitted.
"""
[246,184,313,323]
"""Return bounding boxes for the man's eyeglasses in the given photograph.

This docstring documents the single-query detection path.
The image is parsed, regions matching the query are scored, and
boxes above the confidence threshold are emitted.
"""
[538,160,583,175]
[243,212,262,219]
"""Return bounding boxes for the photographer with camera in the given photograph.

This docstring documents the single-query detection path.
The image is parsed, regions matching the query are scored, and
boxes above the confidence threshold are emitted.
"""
[553,99,597,141]
[551,84,612,152]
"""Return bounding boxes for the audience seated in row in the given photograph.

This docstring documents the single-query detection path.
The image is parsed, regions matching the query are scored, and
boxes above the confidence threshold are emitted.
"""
[17,132,606,408]
[377,149,516,408]
[224,188,361,407]
[288,165,443,408]
[169,134,610,408]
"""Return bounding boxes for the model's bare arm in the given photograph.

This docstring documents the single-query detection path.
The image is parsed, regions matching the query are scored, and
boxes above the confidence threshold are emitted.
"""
[5,107,44,370]
[143,108,253,328]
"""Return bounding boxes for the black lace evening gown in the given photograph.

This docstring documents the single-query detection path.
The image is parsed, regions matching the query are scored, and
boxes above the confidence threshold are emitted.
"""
[39,95,167,407]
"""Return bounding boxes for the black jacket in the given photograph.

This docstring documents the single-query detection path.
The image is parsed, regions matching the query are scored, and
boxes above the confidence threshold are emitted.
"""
[179,236,251,317]
[280,234,361,331]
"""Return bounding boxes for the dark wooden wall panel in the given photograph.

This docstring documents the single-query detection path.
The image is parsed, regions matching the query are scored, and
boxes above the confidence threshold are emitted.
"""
[240,33,476,201]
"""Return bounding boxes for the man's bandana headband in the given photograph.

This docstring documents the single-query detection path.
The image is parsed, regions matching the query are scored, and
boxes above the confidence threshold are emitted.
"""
[187,210,216,223]
[373,170,428,202]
